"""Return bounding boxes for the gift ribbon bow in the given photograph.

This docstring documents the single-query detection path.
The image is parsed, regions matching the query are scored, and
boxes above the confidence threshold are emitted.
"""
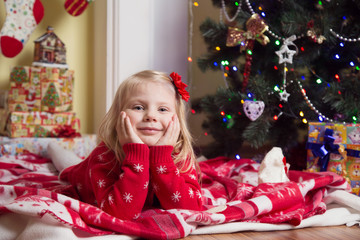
[226,13,270,51]
[311,128,341,171]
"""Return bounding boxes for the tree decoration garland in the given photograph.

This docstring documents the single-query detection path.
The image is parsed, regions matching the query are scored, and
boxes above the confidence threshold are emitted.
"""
[296,80,337,123]
[244,0,305,41]
[329,28,360,42]
[220,0,243,23]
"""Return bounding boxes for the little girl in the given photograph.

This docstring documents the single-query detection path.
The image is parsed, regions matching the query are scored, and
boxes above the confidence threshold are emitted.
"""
[57,70,202,220]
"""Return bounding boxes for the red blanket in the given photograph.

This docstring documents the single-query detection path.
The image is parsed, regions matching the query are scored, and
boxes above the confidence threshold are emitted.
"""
[0,153,351,239]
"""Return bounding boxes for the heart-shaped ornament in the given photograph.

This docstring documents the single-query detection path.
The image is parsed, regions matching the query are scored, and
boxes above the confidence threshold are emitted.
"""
[243,100,265,121]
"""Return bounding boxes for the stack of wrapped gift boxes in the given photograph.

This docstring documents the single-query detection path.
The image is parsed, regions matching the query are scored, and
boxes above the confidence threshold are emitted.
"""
[306,122,360,196]
[0,27,96,158]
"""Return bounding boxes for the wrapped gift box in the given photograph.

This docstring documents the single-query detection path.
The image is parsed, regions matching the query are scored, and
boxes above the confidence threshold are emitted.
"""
[8,66,74,113]
[0,134,97,159]
[0,143,25,156]
[306,122,360,196]
[0,111,80,138]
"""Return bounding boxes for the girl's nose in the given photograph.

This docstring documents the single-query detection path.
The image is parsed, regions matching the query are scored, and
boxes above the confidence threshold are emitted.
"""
[144,111,157,122]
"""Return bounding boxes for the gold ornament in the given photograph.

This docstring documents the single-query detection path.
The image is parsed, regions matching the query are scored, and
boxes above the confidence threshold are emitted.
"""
[307,29,326,44]
[226,13,270,51]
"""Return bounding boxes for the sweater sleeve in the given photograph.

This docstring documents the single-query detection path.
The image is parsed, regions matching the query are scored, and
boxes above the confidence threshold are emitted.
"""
[89,143,150,220]
[149,146,202,211]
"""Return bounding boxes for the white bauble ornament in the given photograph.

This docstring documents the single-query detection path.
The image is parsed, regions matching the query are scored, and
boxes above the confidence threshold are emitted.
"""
[243,100,265,121]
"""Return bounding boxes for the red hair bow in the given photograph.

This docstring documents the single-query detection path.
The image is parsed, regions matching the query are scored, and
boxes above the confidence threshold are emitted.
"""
[169,72,190,102]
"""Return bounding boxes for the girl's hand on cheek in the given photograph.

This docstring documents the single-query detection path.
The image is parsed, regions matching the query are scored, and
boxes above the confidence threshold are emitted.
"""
[155,114,180,146]
[117,111,143,145]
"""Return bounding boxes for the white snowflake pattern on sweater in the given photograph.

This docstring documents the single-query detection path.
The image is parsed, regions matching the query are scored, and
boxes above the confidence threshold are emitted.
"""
[196,190,202,199]
[171,191,181,202]
[156,165,167,174]
[123,192,133,203]
[188,188,194,198]
[153,183,159,192]
[97,179,106,188]
[108,194,114,205]
[133,163,144,173]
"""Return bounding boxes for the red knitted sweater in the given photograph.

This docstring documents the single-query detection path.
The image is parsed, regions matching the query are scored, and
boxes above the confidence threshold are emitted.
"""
[60,142,202,220]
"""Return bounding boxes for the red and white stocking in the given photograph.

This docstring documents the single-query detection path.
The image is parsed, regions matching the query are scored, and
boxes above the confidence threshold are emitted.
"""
[0,0,44,58]
[64,0,94,17]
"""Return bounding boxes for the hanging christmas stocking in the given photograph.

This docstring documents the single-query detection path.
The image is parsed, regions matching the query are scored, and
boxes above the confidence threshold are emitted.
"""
[0,0,44,58]
[64,0,94,17]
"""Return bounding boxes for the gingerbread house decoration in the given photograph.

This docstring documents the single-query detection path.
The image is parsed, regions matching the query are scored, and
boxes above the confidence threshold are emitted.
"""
[33,26,68,68]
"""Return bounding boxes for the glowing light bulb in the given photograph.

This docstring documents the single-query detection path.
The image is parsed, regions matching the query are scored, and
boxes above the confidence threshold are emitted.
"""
[273,115,278,120]
[275,40,280,46]
[350,61,355,67]
[318,116,324,122]
[224,73,228,77]
[187,57,192,62]
[299,111,304,117]
[235,154,241,159]
[316,78,322,84]
[193,2,199,6]
[215,46,221,51]
[302,118,308,124]
[232,66,238,71]
[220,111,225,116]
[213,62,218,66]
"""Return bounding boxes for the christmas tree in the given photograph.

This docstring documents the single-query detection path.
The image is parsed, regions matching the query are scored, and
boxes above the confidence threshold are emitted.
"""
[194,0,360,169]
[41,82,61,112]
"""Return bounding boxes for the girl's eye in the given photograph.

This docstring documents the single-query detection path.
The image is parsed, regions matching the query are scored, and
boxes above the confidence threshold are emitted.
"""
[133,105,144,110]
[159,107,168,112]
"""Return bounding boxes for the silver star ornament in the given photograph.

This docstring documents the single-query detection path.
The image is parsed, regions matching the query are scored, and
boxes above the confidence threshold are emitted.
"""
[279,90,290,101]
[275,45,297,64]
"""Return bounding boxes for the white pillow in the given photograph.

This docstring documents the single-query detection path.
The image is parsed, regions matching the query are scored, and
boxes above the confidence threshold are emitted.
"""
[47,142,83,173]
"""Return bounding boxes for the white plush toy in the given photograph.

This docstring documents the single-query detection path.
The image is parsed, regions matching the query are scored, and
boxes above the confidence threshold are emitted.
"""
[258,147,290,184]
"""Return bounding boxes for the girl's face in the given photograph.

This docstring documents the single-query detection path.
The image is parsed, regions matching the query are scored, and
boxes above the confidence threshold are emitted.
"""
[123,81,177,146]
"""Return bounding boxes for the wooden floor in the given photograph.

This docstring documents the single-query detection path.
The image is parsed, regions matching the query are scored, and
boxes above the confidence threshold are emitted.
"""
[182,225,360,240]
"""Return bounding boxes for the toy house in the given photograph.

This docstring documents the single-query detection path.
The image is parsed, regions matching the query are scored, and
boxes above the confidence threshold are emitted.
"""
[33,26,68,68]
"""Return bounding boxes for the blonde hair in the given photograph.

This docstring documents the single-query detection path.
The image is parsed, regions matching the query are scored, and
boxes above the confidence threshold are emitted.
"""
[98,70,197,173]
